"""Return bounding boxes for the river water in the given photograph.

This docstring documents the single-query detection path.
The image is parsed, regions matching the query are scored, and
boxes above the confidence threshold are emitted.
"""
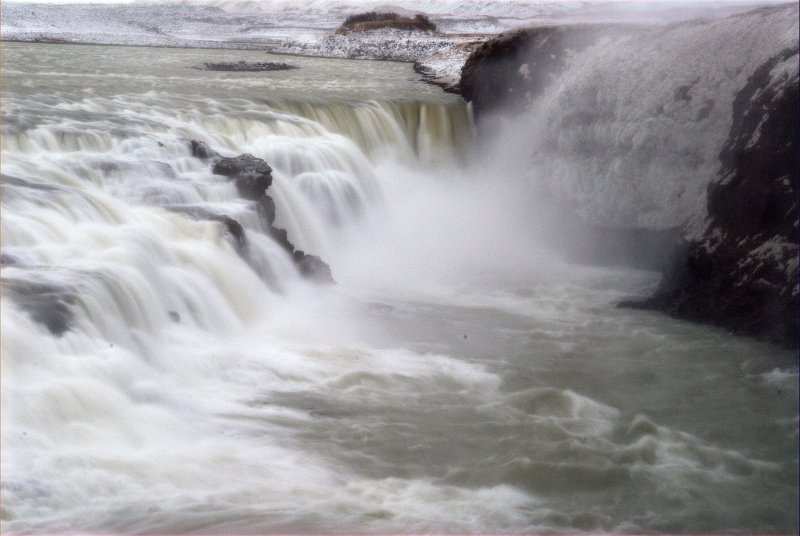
[1,42,797,534]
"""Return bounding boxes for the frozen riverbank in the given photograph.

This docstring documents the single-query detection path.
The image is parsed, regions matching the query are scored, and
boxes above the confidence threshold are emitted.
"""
[1,2,505,90]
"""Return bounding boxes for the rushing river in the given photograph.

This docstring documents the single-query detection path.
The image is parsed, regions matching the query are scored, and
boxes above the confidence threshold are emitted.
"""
[1,42,797,534]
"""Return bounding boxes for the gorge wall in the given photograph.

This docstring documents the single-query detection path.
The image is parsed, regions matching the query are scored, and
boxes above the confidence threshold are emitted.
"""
[460,5,799,346]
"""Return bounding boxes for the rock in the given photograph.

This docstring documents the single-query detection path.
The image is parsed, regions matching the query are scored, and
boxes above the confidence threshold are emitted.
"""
[294,251,335,284]
[256,195,277,227]
[460,25,625,123]
[193,61,297,72]
[1,252,19,266]
[270,228,335,284]
[212,153,273,201]
[269,226,294,254]
[628,47,799,347]
[337,12,437,34]
[190,140,217,160]
[4,278,76,336]
[190,141,335,285]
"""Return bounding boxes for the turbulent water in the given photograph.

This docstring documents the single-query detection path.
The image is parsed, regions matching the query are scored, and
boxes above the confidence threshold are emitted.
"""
[2,42,798,534]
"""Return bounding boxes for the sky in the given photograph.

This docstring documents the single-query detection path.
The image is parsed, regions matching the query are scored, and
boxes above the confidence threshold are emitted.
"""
[2,0,781,4]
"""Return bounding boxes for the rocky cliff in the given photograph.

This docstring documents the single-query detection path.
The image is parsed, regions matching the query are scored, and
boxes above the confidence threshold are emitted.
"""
[459,11,799,346]
[636,48,798,347]
[460,24,623,123]
[190,141,335,285]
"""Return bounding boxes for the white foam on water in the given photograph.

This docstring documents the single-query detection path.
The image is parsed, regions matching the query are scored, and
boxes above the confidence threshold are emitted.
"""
[2,20,798,532]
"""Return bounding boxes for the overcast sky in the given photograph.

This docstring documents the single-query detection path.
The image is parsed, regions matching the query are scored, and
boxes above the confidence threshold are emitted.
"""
[3,0,781,3]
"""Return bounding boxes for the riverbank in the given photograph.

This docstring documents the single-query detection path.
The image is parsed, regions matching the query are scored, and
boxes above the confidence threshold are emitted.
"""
[0,2,497,92]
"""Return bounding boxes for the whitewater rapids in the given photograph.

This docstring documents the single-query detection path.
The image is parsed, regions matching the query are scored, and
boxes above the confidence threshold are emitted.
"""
[1,42,797,533]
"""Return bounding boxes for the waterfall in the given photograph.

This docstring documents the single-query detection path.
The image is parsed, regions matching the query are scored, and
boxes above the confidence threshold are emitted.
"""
[474,5,798,234]
[1,82,485,530]
[2,97,473,337]
[3,36,797,535]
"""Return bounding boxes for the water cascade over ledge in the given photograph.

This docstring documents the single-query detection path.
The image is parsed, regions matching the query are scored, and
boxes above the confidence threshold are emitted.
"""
[1,37,798,534]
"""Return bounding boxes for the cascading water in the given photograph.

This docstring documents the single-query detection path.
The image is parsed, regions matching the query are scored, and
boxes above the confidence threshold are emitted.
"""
[480,5,799,234]
[1,38,797,534]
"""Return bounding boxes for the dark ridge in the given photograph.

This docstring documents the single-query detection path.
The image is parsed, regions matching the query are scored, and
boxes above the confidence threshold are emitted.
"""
[460,24,632,123]
[190,140,217,160]
[337,12,437,34]
[4,279,77,336]
[212,153,273,200]
[343,11,401,25]
[188,140,334,284]
[1,252,20,266]
[193,61,297,72]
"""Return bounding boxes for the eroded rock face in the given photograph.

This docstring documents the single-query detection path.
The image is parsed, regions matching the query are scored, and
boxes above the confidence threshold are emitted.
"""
[630,48,799,347]
[189,141,334,284]
[212,153,273,201]
[460,25,622,122]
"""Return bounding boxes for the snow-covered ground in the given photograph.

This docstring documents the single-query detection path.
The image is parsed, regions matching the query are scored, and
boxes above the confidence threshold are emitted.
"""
[273,30,487,89]
[1,1,521,88]
[1,0,783,91]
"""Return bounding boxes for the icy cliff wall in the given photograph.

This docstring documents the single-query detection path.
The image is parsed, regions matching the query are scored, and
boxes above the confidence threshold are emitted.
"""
[641,46,798,347]
[460,4,799,345]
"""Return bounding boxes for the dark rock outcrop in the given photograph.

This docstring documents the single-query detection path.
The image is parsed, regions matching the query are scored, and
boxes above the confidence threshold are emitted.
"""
[460,25,626,123]
[629,48,799,347]
[193,61,297,72]
[190,140,217,160]
[212,153,273,201]
[4,279,76,336]
[188,141,334,284]
[256,195,277,227]
[1,252,20,266]
[337,12,437,34]
[294,251,334,283]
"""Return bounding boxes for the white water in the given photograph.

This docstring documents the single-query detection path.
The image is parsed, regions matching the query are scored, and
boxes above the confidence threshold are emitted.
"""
[489,4,799,233]
[1,42,797,534]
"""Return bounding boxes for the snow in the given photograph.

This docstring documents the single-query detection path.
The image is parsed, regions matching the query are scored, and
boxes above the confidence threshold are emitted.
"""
[2,1,790,94]
[0,2,515,87]
[273,30,486,88]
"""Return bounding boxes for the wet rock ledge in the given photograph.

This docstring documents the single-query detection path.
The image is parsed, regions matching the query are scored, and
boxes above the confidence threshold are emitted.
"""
[190,140,334,284]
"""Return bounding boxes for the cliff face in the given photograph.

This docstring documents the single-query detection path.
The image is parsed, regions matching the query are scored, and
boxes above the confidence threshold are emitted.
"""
[459,15,799,346]
[641,48,799,347]
[460,25,617,123]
